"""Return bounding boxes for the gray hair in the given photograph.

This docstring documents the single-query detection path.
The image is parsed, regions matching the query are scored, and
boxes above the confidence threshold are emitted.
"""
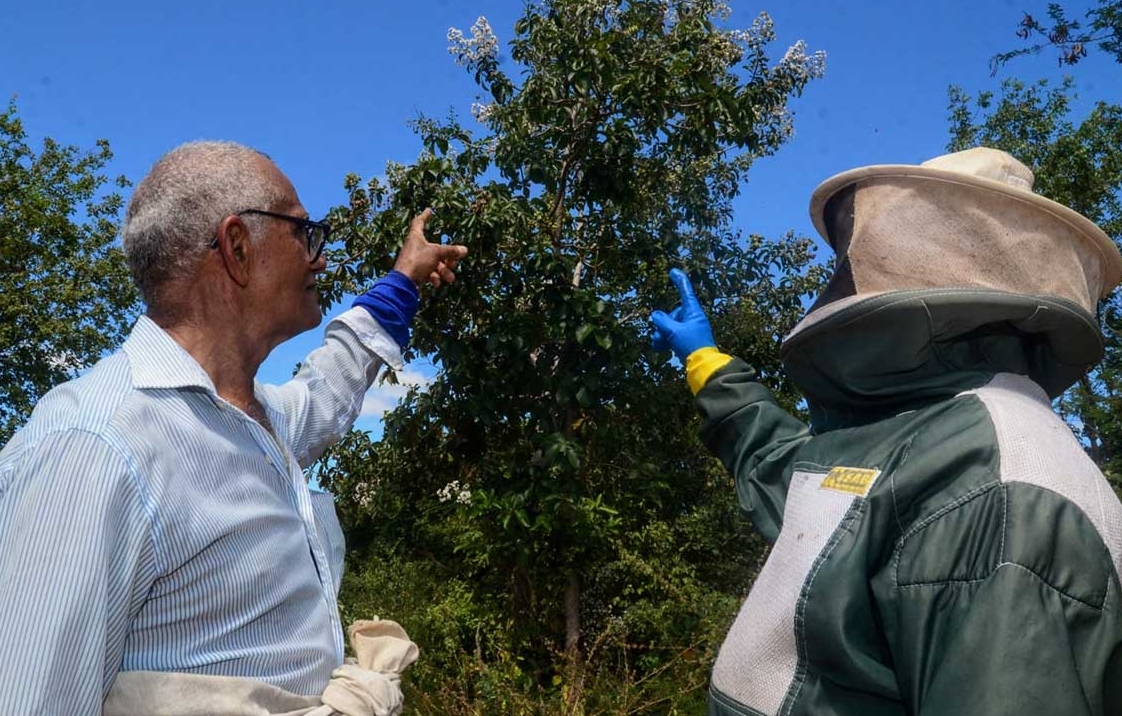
[121,140,285,306]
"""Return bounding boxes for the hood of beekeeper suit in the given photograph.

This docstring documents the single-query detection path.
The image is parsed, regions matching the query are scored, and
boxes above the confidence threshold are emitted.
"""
[778,147,1122,431]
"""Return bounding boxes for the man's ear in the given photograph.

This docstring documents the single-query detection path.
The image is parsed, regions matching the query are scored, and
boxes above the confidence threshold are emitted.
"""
[214,215,253,287]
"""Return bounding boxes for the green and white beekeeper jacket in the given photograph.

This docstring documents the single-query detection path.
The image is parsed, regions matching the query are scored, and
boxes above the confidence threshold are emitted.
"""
[697,357,1122,716]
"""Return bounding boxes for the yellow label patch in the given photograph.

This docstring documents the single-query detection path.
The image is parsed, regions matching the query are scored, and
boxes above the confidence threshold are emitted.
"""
[820,466,880,497]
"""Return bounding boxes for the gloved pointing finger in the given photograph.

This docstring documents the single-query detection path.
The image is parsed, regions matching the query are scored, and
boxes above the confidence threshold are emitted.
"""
[648,270,717,362]
[669,268,701,312]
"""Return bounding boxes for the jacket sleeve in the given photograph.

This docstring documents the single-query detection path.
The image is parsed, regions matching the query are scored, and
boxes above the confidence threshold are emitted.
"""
[257,307,401,468]
[877,483,1122,716]
[695,357,811,543]
[886,563,1122,715]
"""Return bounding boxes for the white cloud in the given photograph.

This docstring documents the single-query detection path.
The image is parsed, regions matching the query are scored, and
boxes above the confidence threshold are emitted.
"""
[360,365,435,417]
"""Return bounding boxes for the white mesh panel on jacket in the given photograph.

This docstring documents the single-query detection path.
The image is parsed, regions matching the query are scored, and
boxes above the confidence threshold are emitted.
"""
[711,469,862,715]
[965,372,1122,581]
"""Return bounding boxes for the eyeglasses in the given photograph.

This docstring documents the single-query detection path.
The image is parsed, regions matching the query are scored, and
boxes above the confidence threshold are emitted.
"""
[210,209,332,263]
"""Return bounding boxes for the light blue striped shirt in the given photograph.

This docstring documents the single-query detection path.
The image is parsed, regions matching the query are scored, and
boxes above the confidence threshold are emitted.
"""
[0,308,400,715]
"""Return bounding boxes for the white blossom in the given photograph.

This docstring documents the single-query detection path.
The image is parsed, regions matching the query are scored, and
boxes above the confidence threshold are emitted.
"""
[726,28,755,45]
[353,481,376,508]
[448,17,499,67]
[437,480,473,505]
[778,39,827,83]
[471,101,495,122]
[749,11,776,44]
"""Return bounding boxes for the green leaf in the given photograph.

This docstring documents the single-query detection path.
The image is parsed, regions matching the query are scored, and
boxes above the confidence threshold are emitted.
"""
[576,386,592,407]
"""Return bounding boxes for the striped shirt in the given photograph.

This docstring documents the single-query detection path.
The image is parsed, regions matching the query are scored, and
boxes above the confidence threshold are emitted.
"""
[0,308,400,716]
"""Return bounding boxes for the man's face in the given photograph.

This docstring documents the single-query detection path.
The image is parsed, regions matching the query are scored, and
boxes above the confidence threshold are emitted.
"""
[253,160,327,344]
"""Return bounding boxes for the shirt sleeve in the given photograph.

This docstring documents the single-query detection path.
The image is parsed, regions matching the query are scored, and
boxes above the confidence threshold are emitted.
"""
[309,490,346,596]
[695,357,811,543]
[258,307,402,468]
[0,429,158,716]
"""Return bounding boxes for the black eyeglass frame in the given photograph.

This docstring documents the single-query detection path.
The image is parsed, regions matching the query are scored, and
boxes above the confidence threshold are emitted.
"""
[209,209,332,263]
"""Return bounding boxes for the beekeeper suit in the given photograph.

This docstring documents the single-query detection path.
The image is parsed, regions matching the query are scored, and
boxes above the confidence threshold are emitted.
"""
[651,147,1122,716]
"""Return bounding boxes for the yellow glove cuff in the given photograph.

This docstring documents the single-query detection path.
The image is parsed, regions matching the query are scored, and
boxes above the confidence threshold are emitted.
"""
[685,347,734,395]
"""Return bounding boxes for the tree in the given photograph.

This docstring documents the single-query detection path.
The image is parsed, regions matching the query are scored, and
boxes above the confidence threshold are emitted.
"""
[0,100,138,443]
[316,1,826,711]
[948,77,1122,488]
[991,1,1122,72]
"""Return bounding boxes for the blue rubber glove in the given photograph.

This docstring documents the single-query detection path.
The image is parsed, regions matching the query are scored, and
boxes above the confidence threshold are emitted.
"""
[353,270,420,348]
[650,268,716,361]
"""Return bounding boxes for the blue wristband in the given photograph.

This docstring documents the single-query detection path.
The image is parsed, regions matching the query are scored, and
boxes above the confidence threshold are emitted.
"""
[352,270,420,348]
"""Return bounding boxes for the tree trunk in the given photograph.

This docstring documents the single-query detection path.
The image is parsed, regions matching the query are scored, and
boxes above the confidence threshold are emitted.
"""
[565,571,581,655]
[564,571,584,714]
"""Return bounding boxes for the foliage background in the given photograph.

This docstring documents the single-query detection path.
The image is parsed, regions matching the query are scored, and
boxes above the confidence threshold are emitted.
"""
[0,102,138,444]
[311,2,828,712]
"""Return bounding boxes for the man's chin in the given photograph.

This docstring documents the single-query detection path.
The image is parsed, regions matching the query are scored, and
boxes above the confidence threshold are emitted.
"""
[300,311,324,334]
[302,293,324,329]
[283,306,324,340]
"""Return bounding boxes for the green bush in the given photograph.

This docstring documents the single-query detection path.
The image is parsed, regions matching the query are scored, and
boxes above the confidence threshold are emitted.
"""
[337,488,768,715]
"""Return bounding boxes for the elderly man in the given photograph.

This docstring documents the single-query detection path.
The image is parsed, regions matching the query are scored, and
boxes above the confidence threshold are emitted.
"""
[0,141,466,715]
[652,148,1122,715]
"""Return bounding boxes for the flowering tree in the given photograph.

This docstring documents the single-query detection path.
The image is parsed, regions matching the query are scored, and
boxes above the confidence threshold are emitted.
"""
[0,101,137,442]
[317,1,826,711]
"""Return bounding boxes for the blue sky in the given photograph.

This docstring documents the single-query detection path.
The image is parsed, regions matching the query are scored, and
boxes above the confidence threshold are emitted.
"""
[4,0,1116,435]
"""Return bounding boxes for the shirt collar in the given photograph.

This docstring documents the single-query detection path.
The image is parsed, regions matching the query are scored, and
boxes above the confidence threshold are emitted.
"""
[122,315,219,393]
